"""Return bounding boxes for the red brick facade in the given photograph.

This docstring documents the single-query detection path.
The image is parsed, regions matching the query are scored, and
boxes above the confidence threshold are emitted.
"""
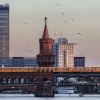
[37,18,55,67]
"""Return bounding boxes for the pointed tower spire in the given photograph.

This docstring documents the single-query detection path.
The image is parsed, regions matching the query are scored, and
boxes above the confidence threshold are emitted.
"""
[37,18,55,67]
[54,29,57,39]
[60,28,63,38]
[42,17,49,38]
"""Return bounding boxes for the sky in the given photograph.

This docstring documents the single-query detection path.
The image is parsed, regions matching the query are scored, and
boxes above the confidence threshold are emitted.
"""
[0,0,100,67]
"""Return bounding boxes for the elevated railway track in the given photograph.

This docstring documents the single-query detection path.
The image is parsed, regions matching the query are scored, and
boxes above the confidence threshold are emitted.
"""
[0,67,100,73]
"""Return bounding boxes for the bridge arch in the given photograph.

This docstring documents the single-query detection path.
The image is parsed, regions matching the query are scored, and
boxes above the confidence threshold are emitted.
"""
[43,77,48,82]
[32,77,37,83]
[20,78,25,84]
[56,75,97,84]
[25,78,31,84]
[7,78,12,84]
[1,78,6,84]
[14,78,19,84]
[67,76,96,83]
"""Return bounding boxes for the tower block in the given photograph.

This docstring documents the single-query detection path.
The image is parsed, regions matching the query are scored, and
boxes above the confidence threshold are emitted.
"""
[37,17,55,67]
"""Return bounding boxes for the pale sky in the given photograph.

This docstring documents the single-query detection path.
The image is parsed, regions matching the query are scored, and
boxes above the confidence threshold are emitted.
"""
[1,0,100,67]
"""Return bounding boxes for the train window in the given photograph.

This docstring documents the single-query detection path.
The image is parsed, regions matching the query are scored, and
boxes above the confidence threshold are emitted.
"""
[32,68,36,70]
[14,68,18,70]
[24,68,26,70]
[97,68,100,70]
[63,68,65,70]
[50,68,53,71]
[74,68,77,70]
[27,68,30,70]
[10,68,13,70]
[31,68,34,70]
[66,68,69,70]
[70,68,73,70]
[42,68,45,70]
[19,68,21,70]
[79,68,81,70]
[55,68,57,70]
[5,68,9,70]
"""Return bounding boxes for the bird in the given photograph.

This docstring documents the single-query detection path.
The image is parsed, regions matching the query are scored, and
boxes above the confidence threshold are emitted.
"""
[65,21,68,23]
[56,4,62,6]
[23,22,27,24]
[32,29,36,31]
[62,12,65,15]
[71,18,74,21]
[76,33,81,35]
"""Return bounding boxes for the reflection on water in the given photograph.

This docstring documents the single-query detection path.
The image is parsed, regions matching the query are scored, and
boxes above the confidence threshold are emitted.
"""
[0,94,100,100]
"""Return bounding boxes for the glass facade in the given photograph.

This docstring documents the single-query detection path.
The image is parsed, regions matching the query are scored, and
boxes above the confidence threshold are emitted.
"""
[53,38,75,67]
[74,57,85,67]
[0,57,38,67]
[0,4,9,59]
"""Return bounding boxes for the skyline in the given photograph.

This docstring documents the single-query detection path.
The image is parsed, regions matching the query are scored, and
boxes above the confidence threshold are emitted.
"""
[0,0,100,67]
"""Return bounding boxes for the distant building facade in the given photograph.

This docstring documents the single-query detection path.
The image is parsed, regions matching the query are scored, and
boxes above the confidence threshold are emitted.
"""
[0,57,38,67]
[53,38,76,67]
[74,57,85,67]
[0,4,9,59]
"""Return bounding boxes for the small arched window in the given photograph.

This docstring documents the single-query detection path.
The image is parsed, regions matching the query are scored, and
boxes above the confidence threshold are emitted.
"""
[40,44,42,50]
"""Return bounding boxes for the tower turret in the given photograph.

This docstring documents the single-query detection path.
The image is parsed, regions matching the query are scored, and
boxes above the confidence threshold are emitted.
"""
[36,17,55,67]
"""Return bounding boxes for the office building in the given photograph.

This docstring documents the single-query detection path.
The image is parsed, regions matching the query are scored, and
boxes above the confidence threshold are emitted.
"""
[0,4,9,59]
[74,57,85,67]
[53,38,76,67]
[0,57,38,67]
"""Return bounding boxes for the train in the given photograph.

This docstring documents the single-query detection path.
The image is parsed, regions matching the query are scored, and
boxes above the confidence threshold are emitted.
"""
[0,67,100,73]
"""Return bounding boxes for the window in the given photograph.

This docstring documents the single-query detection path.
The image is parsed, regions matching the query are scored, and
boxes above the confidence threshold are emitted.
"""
[40,44,42,50]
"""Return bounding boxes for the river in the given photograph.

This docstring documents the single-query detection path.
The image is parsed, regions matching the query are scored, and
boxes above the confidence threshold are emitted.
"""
[0,94,100,100]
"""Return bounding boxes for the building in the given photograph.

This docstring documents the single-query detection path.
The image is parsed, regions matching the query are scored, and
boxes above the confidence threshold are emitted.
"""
[0,4,9,59]
[53,38,76,67]
[74,57,85,67]
[37,17,55,67]
[0,57,38,67]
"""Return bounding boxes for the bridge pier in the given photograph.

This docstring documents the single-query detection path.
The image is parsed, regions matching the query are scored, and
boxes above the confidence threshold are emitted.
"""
[35,82,54,97]
[34,71,54,97]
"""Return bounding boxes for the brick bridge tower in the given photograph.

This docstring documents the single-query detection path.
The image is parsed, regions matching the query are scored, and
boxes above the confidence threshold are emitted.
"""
[37,17,55,67]
[35,18,55,97]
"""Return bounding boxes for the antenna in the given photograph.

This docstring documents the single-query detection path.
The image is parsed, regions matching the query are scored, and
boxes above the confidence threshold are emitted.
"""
[54,29,57,39]
[60,28,63,38]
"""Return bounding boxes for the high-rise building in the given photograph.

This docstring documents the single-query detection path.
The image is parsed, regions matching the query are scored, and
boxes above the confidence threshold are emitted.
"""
[0,4,9,59]
[74,57,85,67]
[53,38,76,67]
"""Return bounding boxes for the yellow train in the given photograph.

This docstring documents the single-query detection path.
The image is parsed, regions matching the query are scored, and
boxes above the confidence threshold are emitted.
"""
[0,67,100,73]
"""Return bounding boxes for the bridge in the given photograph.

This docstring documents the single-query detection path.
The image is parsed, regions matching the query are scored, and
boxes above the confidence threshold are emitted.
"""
[0,67,100,96]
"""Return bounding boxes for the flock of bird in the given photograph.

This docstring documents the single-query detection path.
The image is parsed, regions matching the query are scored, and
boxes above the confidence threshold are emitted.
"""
[11,3,81,54]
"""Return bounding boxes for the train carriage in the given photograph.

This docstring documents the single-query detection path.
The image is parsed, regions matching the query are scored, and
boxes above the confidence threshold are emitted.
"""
[90,67,100,73]
[0,67,100,73]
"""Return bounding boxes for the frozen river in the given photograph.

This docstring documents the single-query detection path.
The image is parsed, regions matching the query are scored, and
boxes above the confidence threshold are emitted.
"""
[0,94,100,100]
